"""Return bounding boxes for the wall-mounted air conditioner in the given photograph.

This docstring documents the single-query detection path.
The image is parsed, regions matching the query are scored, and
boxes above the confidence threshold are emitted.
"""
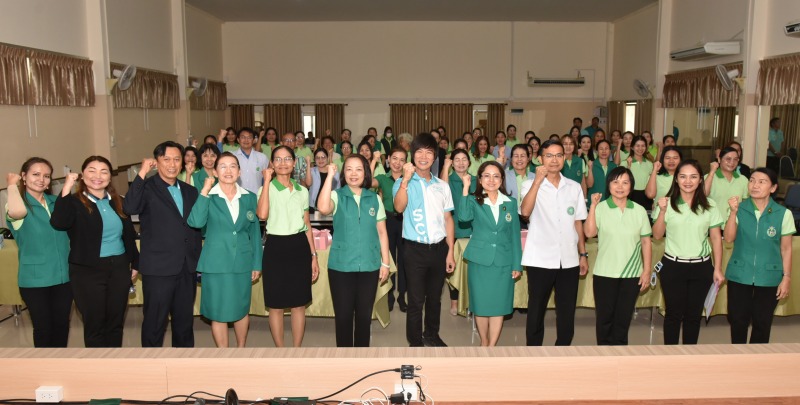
[786,21,800,37]
[527,72,585,87]
[670,41,740,61]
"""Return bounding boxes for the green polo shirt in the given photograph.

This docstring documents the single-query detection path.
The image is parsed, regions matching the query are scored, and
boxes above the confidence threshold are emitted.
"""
[468,154,495,176]
[295,146,313,160]
[372,163,386,177]
[706,169,749,220]
[655,173,673,201]
[653,197,724,258]
[620,158,653,191]
[594,199,652,278]
[617,149,630,163]
[330,190,387,220]
[375,174,400,213]
[258,178,309,235]
[647,145,659,160]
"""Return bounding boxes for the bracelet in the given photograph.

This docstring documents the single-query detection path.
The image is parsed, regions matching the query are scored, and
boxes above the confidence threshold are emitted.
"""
[784,273,791,278]
[311,252,317,257]
[579,252,589,258]
[381,262,391,268]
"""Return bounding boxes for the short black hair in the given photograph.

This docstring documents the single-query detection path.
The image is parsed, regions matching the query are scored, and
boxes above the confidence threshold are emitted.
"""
[339,154,373,189]
[198,143,220,157]
[153,141,185,159]
[718,146,739,162]
[453,139,468,150]
[203,134,217,143]
[662,134,676,143]
[751,167,778,185]
[410,132,438,163]
[511,143,529,157]
[605,166,634,200]
[540,139,564,154]
[238,127,254,138]
[770,117,780,126]
[214,151,239,169]
[506,124,517,131]
[657,146,683,175]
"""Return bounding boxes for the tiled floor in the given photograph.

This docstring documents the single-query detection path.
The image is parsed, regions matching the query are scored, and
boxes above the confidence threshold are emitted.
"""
[2,290,800,348]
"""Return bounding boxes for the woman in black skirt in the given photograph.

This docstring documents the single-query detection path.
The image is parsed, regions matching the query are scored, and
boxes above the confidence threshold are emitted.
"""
[257,146,320,347]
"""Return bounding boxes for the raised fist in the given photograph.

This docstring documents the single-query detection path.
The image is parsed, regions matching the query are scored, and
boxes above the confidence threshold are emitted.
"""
[626,156,633,167]
[653,161,662,173]
[402,162,416,179]
[657,197,668,210]
[202,176,216,193]
[63,172,79,190]
[591,193,602,206]
[6,173,21,187]
[533,165,548,184]
[262,168,274,184]
[139,158,157,178]
[372,151,381,162]
[443,157,453,168]
[710,161,719,173]
[327,163,337,175]
[728,196,740,212]
[462,173,471,190]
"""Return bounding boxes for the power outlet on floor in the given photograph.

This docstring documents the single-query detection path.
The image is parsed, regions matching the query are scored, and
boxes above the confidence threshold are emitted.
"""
[35,386,63,403]
[394,382,418,401]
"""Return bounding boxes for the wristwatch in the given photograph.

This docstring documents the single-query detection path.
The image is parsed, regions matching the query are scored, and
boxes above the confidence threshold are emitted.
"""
[579,252,589,258]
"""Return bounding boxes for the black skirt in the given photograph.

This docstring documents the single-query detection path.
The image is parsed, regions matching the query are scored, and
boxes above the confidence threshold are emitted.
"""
[630,190,653,211]
[262,232,312,309]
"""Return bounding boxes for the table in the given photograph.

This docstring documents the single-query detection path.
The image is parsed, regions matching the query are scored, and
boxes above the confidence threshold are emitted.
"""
[448,236,800,317]
[0,240,396,327]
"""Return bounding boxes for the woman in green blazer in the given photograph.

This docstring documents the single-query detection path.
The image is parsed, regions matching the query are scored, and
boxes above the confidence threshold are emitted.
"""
[188,152,262,348]
[190,143,220,191]
[458,161,522,346]
[5,158,71,348]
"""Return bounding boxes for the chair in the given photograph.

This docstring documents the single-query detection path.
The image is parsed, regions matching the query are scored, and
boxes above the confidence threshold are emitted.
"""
[779,156,798,179]
[790,147,798,162]
[784,184,800,233]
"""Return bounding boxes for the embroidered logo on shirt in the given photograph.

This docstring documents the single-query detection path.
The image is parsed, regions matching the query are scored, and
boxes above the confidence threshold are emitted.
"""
[369,207,376,217]
[247,211,255,221]
[505,213,512,222]
[767,226,777,238]
[567,206,575,215]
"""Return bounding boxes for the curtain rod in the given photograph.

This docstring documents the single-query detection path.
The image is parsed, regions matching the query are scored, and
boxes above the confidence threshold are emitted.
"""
[666,61,743,75]
[0,41,89,60]
[110,62,175,76]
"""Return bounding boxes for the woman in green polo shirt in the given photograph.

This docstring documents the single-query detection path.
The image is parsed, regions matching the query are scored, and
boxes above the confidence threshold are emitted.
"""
[5,158,71,348]
[373,147,409,312]
[585,167,652,345]
[256,146,320,348]
[358,141,385,178]
[643,131,659,160]
[468,136,495,176]
[652,159,724,345]
[317,155,390,347]
[528,136,542,170]
[613,131,634,165]
[191,143,220,191]
[704,146,749,221]
[645,146,682,212]
[560,134,588,197]
[188,152,261,348]
[458,161,522,346]
[441,147,477,315]
[586,140,617,208]
[723,167,794,344]
[220,127,239,153]
[620,136,654,209]
[178,146,199,184]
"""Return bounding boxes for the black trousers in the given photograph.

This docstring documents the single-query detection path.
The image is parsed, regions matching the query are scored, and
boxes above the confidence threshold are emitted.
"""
[385,213,406,307]
[19,282,73,348]
[658,256,713,345]
[727,280,780,344]
[328,269,379,347]
[593,275,640,345]
[403,239,448,346]
[526,266,580,346]
[141,261,196,347]
[69,255,131,348]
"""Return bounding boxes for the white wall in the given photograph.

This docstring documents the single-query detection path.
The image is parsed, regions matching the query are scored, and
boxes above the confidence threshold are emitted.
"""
[106,0,173,71]
[186,4,224,80]
[0,0,88,57]
[765,0,800,57]
[668,0,749,72]
[611,4,659,100]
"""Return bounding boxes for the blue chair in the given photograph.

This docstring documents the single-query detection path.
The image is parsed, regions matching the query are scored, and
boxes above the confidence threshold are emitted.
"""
[784,184,800,234]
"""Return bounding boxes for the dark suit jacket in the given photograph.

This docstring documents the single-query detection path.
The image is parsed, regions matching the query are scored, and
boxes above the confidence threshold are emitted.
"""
[51,193,139,269]
[123,175,202,276]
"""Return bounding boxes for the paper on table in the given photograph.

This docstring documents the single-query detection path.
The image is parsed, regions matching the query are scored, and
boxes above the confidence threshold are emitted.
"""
[704,282,720,320]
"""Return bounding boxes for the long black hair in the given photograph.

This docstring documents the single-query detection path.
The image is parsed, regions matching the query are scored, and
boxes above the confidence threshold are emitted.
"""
[657,146,683,175]
[668,159,711,214]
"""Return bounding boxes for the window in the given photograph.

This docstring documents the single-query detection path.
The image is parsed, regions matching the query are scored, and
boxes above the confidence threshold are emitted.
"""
[303,112,316,137]
[624,102,636,133]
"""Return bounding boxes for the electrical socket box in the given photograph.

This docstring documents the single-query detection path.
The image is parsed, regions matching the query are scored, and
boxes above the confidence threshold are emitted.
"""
[400,364,415,379]
[394,382,418,401]
[35,386,63,403]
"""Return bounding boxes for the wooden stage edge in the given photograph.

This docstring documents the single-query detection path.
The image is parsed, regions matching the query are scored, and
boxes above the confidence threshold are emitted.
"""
[1,345,799,403]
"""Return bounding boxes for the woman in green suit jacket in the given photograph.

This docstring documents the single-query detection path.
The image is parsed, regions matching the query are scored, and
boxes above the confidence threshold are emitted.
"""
[188,152,262,348]
[458,161,522,346]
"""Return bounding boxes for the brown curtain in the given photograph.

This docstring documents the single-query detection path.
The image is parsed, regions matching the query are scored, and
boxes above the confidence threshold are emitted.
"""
[315,104,345,140]
[771,104,800,155]
[27,50,95,107]
[607,101,625,133]
[110,63,178,109]
[189,78,227,111]
[263,104,302,135]
[662,62,742,108]
[486,103,505,145]
[230,104,254,131]
[756,53,800,106]
[715,107,737,149]
[0,44,29,105]
[390,104,426,137]
[634,99,653,135]
[429,103,474,143]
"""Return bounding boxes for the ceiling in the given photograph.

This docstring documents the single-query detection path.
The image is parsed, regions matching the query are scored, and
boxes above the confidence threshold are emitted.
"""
[186,0,657,22]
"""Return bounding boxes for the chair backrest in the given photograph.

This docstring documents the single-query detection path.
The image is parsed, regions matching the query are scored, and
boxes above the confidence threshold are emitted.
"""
[790,147,798,161]
[785,184,800,209]
[780,156,795,178]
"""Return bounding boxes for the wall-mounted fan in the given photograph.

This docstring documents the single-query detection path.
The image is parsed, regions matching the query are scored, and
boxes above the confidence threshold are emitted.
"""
[715,64,745,91]
[633,79,653,99]
[187,77,208,97]
[107,64,136,94]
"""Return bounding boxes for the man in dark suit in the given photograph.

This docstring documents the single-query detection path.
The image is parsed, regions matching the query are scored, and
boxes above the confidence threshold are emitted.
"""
[123,141,202,347]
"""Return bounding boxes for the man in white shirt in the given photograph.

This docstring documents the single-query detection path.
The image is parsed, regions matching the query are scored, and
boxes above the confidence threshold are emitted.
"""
[520,139,589,346]
[232,127,269,193]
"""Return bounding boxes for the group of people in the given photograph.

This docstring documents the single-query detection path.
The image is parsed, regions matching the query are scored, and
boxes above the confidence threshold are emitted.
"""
[4,119,793,349]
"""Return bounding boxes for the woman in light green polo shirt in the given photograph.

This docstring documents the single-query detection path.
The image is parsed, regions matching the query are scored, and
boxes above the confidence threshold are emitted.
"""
[468,136,495,176]
[723,167,794,344]
[645,146,682,212]
[256,146,319,348]
[620,135,654,209]
[178,146,199,184]
[652,159,724,345]
[5,158,71,348]
[358,141,385,178]
[585,167,652,345]
[317,155,390,347]
[190,143,220,192]
[704,146,749,221]
[613,131,633,166]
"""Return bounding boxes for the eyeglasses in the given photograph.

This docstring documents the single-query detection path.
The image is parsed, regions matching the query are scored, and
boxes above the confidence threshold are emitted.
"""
[543,153,564,159]
[217,164,239,170]
[239,136,254,140]
[273,157,295,164]
[722,156,740,163]
[481,174,502,180]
